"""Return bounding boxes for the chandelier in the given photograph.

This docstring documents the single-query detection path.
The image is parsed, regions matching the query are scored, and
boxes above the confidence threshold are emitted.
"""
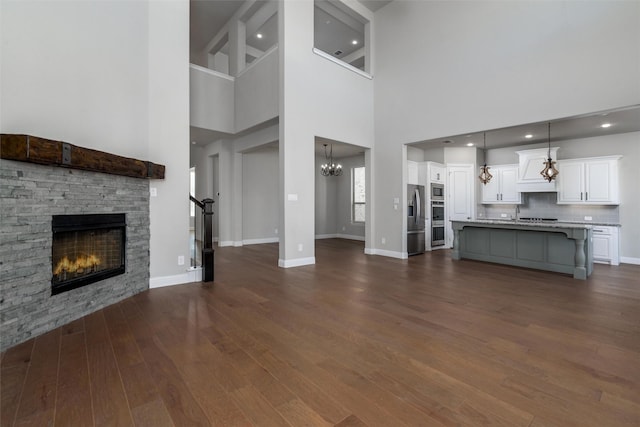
[478,132,493,185]
[540,122,559,182]
[320,144,343,176]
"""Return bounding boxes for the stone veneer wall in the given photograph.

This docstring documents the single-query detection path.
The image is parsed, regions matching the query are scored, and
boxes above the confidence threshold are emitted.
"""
[0,160,150,351]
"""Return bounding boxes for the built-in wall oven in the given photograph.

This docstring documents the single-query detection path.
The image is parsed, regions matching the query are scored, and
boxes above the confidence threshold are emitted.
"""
[431,183,444,201]
[431,201,445,247]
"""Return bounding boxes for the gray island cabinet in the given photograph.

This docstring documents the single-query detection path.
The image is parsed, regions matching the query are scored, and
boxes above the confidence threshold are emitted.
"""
[451,220,593,279]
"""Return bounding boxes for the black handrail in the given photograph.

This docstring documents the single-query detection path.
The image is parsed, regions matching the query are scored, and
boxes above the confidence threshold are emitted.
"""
[189,195,214,282]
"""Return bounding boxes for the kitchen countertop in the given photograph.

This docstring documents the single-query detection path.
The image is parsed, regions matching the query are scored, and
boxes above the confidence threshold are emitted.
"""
[556,220,621,227]
[480,218,621,227]
[459,219,592,229]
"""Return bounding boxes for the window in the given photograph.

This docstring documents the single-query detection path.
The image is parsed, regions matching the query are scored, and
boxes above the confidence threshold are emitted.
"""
[352,166,365,223]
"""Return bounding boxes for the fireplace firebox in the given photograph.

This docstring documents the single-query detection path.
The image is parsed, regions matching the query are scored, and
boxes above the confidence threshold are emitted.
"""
[51,214,126,295]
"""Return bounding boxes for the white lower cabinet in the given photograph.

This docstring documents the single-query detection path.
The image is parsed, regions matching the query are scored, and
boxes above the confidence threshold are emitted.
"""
[591,226,620,265]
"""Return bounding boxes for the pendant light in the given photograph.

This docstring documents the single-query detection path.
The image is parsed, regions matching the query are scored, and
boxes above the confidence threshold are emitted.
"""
[478,132,493,185]
[320,144,343,176]
[540,122,559,182]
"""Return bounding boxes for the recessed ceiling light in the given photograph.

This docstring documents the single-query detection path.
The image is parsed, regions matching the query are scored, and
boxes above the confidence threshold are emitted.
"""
[352,40,358,45]
[525,134,533,139]
[256,33,263,39]
[191,141,197,145]
[466,143,474,147]
[601,123,612,128]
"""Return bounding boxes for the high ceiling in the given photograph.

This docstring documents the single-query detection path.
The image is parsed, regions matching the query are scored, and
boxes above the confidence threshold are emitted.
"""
[190,0,387,66]
[190,1,245,62]
[411,105,640,151]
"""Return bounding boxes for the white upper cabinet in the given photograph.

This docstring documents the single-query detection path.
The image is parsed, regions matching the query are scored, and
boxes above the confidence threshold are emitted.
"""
[418,162,428,186]
[429,162,445,183]
[407,160,418,185]
[481,165,521,204]
[557,156,621,205]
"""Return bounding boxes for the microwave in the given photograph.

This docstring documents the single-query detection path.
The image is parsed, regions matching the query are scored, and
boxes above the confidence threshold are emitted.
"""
[431,183,444,200]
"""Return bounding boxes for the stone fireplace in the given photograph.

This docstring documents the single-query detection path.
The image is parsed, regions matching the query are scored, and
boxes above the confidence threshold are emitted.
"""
[0,134,164,351]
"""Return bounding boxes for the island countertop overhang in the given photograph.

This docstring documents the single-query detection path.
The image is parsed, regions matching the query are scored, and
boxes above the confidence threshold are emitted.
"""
[451,219,591,240]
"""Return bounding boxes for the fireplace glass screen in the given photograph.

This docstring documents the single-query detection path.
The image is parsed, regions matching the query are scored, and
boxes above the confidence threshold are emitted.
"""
[51,214,126,295]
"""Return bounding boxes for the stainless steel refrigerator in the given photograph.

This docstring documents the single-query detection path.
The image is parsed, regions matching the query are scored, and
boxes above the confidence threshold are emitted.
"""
[407,184,426,255]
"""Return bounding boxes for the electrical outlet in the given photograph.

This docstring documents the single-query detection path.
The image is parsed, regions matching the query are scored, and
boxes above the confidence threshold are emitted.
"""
[150,187,157,197]
[501,213,508,218]
[584,216,593,221]
[275,228,278,234]
[178,255,185,265]
[342,226,346,231]
[297,243,303,252]
[382,237,386,245]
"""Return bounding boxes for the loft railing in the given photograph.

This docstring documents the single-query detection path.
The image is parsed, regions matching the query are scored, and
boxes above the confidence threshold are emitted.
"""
[189,195,214,282]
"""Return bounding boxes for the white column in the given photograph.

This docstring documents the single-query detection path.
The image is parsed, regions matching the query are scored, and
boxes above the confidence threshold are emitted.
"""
[229,19,246,76]
[278,0,316,268]
[216,142,234,246]
[231,151,243,246]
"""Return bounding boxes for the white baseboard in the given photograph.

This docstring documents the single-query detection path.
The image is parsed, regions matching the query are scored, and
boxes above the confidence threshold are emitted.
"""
[337,233,365,241]
[243,237,279,245]
[149,267,201,289]
[218,240,234,247]
[315,234,338,239]
[233,241,243,247]
[316,233,365,241]
[278,256,316,268]
[364,248,407,259]
[620,257,640,265]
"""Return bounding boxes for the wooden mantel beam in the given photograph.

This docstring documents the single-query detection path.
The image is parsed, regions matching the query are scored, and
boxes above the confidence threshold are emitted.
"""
[1,134,165,179]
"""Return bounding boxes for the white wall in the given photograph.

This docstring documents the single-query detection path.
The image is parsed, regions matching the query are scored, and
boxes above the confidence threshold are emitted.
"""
[315,157,339,236]
[235,47,279,133]
[146,0,190,281]
[1,0,149,159]
[199,124,279,246]
[190,65,235,134]
[407,146,424,162]
[1,0,191,284]
[278,0,374,267]
[373,0,640,255]
[242,146,279,242]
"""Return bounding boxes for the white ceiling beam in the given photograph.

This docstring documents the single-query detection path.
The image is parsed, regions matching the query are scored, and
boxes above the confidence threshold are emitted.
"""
[316,0,365,33]
[203,0,258,55]
[341,47,364,64]
[246,45,265,59]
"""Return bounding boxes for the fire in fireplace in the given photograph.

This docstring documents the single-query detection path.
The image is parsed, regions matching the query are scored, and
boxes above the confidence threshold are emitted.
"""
[51,214,126,295]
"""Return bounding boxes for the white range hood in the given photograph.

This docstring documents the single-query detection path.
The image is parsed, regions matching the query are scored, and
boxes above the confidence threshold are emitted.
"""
[516,147,559,192]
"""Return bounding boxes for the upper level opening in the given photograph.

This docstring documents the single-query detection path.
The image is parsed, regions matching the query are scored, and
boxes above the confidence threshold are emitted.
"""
[191,0,278,77]
[314,0,370,73]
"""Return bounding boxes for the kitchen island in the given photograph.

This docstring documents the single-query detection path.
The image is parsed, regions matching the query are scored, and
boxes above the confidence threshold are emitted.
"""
[451,220,593,279]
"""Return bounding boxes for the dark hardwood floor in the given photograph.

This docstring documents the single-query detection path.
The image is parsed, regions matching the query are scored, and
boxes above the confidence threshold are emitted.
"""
[2,239,640,426]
